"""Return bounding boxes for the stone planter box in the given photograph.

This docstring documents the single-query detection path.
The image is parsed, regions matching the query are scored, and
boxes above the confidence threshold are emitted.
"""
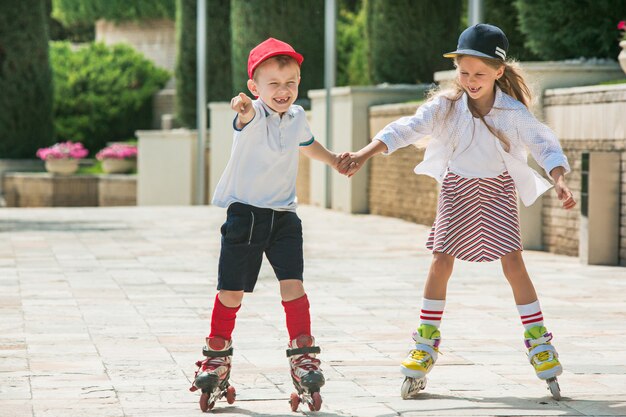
[98,174,137,206]
[0,159,45,199]
[2,173,136,207]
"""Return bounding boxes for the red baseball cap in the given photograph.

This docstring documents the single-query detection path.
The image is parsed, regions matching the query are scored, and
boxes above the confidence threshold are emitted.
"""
[247,38,304,79]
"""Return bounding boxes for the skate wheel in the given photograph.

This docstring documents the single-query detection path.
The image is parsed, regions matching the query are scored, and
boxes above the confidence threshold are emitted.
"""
[289,392,300,412]
[199,392,212,412]
[401,376,426,399]
[226,385,236,404]
[547,377,561,400]
[309,391,322,411]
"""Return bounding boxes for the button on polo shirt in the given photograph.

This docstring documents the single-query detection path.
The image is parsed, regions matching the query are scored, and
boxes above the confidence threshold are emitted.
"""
[212,99,314,211]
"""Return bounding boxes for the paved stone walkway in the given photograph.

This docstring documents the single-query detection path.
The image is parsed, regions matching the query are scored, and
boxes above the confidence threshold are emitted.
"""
[1,205,625,417]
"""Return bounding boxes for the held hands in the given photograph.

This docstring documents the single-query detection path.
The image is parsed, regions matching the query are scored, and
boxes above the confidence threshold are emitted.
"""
[230,93,254,127]
[336,152,362,177]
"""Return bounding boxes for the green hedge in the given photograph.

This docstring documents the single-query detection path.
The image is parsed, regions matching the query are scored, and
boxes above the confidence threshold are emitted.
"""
[50,42,170,153]
[337,3,371,86]
[0,0,54,158]
[175,0,232,128]
[367,0,463,84]
[516,0,626,60]
[230,0,324,104]
[53,0,175,24]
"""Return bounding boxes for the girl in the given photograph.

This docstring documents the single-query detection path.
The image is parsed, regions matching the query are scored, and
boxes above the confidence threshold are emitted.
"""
[339,23,576,399]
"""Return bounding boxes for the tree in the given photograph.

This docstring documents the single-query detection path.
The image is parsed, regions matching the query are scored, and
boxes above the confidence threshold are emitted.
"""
[516,0,626,60]
[367,0,463,84]
[484,0,538,61]
[53,0,175,25]
[175,0,232,128]
[0,0,54,158]
[230,0,324,105]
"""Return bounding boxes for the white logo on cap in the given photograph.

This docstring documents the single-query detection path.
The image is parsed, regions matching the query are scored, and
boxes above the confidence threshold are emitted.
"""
[495,46,506,59]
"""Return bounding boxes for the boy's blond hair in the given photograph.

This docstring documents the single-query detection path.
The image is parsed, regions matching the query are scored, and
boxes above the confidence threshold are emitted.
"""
[252,55,300,80]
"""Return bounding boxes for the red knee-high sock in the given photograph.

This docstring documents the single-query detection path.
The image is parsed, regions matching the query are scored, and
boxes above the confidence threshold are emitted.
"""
[209,293,240,340]
[282,294,311,340]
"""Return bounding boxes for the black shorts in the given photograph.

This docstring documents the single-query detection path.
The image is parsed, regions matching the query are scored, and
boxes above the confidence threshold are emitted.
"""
[217,202,304,292]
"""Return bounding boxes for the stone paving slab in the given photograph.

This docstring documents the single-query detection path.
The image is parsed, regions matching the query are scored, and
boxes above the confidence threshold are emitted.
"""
[1,205,626,417]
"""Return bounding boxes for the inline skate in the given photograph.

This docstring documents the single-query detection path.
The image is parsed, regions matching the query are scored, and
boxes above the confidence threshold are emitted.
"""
[189,336,236,411]
[400,324,440,399]
[525,326,562,400]
[286,335,325,411]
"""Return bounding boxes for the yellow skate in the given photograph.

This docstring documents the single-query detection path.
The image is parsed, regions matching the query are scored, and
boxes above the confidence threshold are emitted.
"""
[400,324,440,399]
[525,326,562,400]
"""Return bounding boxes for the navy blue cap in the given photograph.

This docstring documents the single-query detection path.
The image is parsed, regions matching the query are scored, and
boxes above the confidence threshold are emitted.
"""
[444,23,509,60]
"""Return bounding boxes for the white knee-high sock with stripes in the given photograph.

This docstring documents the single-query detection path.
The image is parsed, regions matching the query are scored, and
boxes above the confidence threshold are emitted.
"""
[517,300,544,329]
[420,298,446,328]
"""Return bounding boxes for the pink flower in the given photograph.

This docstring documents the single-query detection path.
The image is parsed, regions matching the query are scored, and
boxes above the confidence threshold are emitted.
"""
[618,20,626,31]
[96,143,138,161]
[36,141,88,160]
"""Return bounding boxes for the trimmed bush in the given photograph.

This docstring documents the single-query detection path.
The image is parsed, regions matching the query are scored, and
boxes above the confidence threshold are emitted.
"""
[230,0,324,104]
[337,3,371,86]
[53,0,175,25]
[175,0,232,128]
[367,0,463,84]
[0,0,54,158]
[516,0,626,60]
[50,42,170,153]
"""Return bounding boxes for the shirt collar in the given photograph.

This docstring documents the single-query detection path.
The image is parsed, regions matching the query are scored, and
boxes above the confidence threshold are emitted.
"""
[258,99,296,119]
[461,85,518,113]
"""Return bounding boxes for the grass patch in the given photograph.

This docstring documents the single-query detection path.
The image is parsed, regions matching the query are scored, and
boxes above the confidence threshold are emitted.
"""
[598,78,626,85]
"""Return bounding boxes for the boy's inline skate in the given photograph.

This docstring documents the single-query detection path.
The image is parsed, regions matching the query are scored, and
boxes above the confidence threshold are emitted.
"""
[525,326,562,400]
[286,334,325,411]
[400,324,440,399]
[189,336,236,411]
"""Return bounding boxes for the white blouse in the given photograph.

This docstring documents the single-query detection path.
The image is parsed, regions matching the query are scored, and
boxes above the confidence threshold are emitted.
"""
[448,116,506,178]
[373,87,570,206]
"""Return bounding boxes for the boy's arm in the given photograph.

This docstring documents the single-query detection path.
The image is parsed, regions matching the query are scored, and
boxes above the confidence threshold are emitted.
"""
[231,93,255,130]
[299,140,340,167]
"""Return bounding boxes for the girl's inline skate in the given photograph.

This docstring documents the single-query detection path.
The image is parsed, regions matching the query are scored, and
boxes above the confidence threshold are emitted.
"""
[400,324,441,399]
[189,336,236,411]
[286,334,325,411]
[525,326,562,400]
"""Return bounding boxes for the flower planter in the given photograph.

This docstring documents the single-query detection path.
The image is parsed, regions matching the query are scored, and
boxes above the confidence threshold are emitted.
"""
[45,158,79,175]
[102,158,136,174]
[619,41,626,75]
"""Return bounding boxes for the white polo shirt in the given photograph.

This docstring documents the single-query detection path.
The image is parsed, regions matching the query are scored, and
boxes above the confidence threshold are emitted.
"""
[212,99,314,212]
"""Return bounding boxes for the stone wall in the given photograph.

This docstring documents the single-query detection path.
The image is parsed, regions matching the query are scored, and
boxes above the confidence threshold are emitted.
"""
[3,173,136,208]
[98,175,137,207]
[544,84,626,264]
[96,19,176,73]
[368,103,438,226]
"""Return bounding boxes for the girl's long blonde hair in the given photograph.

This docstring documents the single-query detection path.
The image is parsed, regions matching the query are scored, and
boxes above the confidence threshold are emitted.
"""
[427,56,532,152]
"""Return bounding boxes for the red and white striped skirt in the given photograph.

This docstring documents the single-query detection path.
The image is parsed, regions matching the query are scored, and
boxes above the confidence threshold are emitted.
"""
[426,171,522,262]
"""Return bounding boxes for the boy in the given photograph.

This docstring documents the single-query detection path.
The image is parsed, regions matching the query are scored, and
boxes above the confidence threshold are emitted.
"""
[190,38,343,412]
